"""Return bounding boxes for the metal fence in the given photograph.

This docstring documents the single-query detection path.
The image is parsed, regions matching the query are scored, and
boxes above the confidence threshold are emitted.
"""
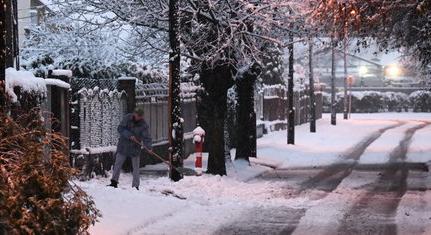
[70,87,128,153]
[69,79,323,153]
[256,84,323,124]
[135,82,198,144]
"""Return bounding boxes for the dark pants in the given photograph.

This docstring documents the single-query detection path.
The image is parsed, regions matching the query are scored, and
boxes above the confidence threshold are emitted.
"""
[111,153,140,187]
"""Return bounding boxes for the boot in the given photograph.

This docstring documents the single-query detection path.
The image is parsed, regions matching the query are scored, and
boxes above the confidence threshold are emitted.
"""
[107,179,118,188]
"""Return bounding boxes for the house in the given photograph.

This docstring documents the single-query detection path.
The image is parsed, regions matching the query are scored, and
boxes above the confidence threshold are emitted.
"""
[292,40,419,88]
[312,48,385,87]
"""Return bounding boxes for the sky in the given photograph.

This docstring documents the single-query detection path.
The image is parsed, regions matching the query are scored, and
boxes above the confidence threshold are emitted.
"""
[352,43,402,66]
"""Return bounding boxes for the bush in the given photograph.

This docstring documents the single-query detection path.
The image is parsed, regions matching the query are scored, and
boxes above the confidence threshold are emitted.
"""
[334,92,361,113]
[21,54,167,83]
[356,91,384,113]
[409,90,431,112]
[0,109,100,234]
[383,92,409,112]
[322,91,428,113]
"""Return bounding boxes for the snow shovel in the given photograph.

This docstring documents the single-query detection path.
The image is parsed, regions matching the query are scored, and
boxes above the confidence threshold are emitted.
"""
[132,139,195,175]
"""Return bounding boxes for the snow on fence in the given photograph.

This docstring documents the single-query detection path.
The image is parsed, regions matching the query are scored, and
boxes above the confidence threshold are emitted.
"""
[70,87,127,154]
[69,79,200,159]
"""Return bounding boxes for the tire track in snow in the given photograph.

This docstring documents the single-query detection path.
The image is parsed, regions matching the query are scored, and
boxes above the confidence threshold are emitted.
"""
[217,121,406,235]
[297,121,406,193]
[337,122,430,235]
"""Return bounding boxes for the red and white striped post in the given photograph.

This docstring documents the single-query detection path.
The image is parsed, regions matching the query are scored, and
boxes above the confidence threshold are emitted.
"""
[192,126,205,176]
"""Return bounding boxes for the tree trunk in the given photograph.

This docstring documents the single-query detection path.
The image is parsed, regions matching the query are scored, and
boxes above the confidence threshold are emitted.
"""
[343,32,348,120]
[330,36,337,126]
[198,65,233,175]
[308,38,316,133]
[235,67,258,161]
[1,0,8,109]
[0,2,8,231]
[168,0,183,182]
[287,31,295,144]
[4,0,14,68]
[12,0,19,68]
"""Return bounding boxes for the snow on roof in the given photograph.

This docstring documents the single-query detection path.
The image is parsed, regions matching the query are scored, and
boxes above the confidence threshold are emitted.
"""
[5,68,47,102]
[45,79,71,89]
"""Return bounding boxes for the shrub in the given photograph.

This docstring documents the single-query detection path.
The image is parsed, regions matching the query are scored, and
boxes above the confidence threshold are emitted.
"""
[409,90,431,112]
[383,92,409,112]
[0,109,100,234]
[322,91,422,113]
[356,91,384,113]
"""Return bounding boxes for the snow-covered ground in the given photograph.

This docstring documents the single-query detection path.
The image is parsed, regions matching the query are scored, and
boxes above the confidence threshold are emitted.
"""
[257,113,404,168]
[78,113,431,235]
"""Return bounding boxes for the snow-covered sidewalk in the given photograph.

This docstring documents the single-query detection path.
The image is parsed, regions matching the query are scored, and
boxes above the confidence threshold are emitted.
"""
[78,113,431,235]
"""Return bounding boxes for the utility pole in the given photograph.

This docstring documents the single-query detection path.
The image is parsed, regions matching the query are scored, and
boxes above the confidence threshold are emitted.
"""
[287,29,295,144]
[168,0,184,182]
[308,37,316,133]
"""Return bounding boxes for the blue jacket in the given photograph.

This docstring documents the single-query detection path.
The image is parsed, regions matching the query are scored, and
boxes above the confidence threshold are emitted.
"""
[116,113,152,157]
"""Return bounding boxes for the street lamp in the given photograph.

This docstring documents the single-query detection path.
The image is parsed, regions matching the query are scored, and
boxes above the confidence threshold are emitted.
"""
[386,64,401,78]
[358,66,368,76]
[358,65,367,87]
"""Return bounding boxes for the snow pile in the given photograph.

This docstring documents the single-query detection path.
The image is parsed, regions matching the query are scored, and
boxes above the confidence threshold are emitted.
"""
[5,68,47,102]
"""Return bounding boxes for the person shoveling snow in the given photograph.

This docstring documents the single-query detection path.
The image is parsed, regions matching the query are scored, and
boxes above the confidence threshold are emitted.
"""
[108,107,153,190]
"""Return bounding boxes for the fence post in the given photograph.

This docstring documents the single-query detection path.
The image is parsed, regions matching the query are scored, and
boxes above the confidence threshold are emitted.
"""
[118,77,136,113]
[47,71,71,140]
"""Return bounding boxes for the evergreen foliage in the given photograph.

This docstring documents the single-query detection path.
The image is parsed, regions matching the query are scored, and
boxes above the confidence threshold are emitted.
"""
[0,106,100,234]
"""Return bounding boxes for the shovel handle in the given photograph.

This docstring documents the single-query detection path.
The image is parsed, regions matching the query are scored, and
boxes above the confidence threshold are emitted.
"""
[131,139,173,168]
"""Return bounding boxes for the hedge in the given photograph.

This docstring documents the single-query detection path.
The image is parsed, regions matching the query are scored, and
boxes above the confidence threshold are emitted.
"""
[322,90,430,113]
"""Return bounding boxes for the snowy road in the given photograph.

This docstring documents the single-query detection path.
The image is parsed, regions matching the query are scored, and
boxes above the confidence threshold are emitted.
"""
[217,119,431,235]
[79,114,431,235]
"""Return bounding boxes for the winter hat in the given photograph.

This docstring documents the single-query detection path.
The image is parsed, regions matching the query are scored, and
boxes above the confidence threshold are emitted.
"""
[134,106,145,116]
